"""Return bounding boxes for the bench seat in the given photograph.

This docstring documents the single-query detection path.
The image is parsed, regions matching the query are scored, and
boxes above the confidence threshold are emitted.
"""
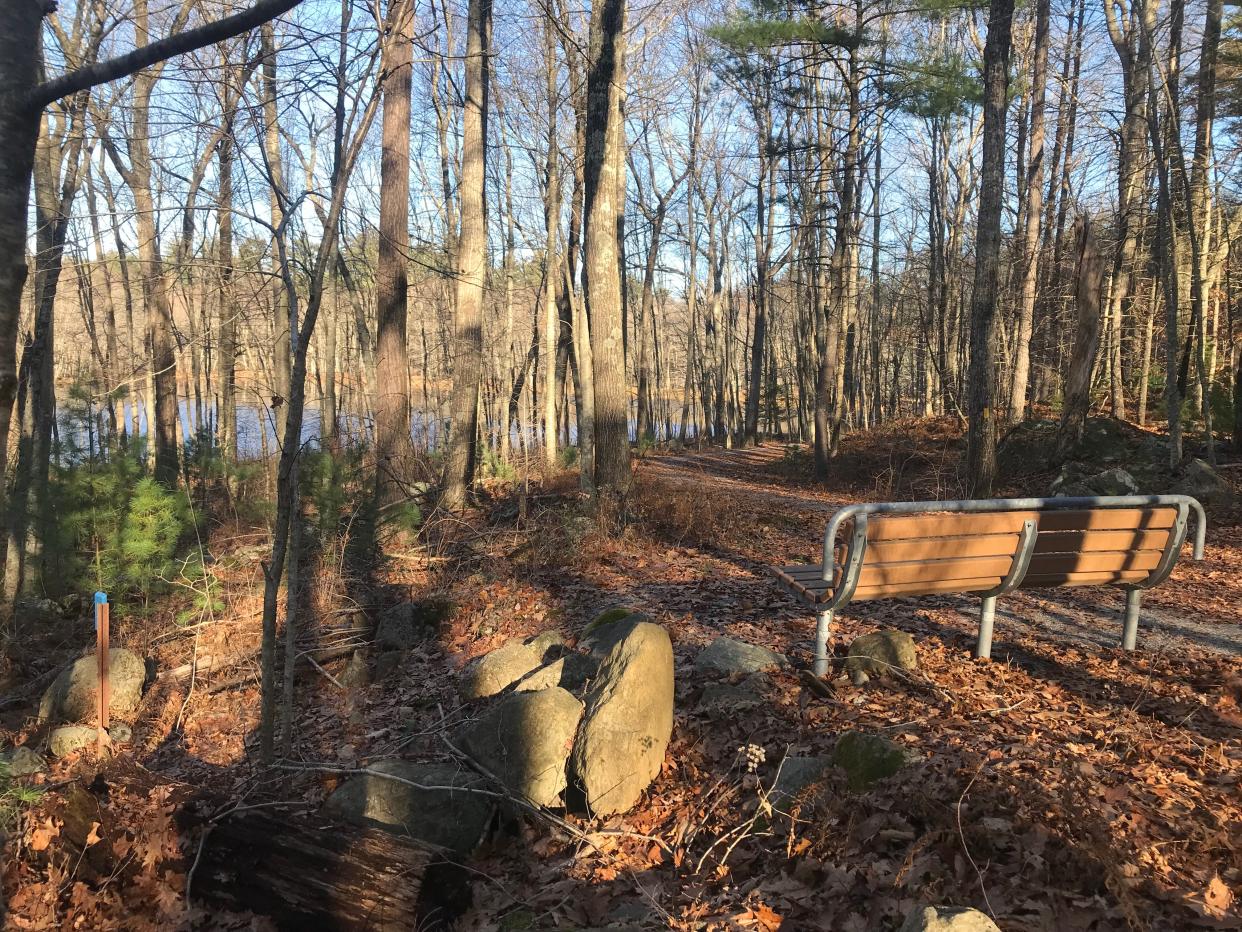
[772,495,1206,673]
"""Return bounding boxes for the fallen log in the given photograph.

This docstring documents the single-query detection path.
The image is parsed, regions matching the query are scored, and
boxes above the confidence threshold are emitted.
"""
[190,809,467,929]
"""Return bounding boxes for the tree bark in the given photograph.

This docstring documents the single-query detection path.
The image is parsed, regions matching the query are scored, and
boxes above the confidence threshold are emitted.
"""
[440,0,492,510]
[965,0,1015,497]
[375,0,414,506]
[582,0,631,498]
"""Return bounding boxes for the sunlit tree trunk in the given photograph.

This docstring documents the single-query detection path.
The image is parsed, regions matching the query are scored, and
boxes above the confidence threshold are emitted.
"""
[441,0,492,509]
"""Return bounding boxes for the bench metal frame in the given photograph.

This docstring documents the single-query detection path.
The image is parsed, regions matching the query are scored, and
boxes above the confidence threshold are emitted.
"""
[798,495,1206,675]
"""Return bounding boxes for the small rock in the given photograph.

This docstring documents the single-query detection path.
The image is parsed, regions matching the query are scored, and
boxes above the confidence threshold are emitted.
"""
[0,746,46,776]
[833,730,915,791]
[768,755,832,816]
[456,687,584,806]
[846,631,918,679]
[694,637,787,677]
[339,650,371,689]
[696,674,769,713]
[850,669,870,687]
[39,649,146,724]
[48,725,99,758]
[900,905,1001,932]
[461,641,545,700]
[571,621,674,816]
[1172,458,1235,507]
[108,723,133,745]
[323,760,495,855]
[515,652,599,693]
[374,651,404,681]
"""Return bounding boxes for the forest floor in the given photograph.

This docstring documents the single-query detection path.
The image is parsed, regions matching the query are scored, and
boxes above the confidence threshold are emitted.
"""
[3,418,1240,930]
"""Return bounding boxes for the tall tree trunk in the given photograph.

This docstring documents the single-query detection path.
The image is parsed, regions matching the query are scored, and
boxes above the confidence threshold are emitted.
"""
[1007,0,1049,423]
[375,0,414,505]
[261,23,291,466]
[965,0,1015,497]
[582,0,630,497]
[440,0,492,510]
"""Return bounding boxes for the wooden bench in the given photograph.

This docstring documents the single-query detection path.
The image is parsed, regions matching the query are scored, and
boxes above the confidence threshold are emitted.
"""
[772,495,1206,674]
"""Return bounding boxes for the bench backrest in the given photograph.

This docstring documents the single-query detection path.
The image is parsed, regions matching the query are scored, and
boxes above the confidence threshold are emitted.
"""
[822,496,1203,606]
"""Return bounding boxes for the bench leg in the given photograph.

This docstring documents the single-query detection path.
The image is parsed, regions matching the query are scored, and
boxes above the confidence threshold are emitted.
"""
[1122,589,1142,650]
[814,608,834,677]
[976,596,997,659]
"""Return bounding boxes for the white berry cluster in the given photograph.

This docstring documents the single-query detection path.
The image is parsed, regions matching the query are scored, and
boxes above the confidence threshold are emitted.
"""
[738,743,766,773]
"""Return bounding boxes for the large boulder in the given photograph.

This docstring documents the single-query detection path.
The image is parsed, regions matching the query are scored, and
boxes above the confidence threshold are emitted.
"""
[456,687,583,806]
[694,637,787,677]
[900,906,1001,932]
[39,649,146,724]
[323,760,495,855]
[833,731,915,791]
[846,631,918,680]
[581,611,652,660]
[515,652,599,693]
[570,621,674,816]
[1172,458,1235,507]
[460,641,545,700]
[0,746,46,777]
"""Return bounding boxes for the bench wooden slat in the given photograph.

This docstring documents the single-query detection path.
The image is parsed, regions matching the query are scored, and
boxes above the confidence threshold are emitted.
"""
[1021,570,1151,588]
[864,507,1177,543]
[1032,528,1169,554]
[1023,550,1161,575]
[866,534,1022,562]
[852,576,1005,600]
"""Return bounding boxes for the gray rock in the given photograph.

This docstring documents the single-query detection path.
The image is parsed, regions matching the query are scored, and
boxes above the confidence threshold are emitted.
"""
[108,723,133,745]
[696,674,769,713]
[48,725,99,757]
[456,687,583,806]
[515,651,599,694]
[339,650,371,689]
[1055,466,1140,498]
[376,599,454,650]
[461,641,545,700]
[694,637,787,677]
[1172,458,1235,507]
[846,631,918,678]
[900,906,1001,932]
[833,730,916,791]
[571,621,674,816]
[323,760,494,854]
[39,649,146,724]
[768,755,832,816]
[0,746,46,776]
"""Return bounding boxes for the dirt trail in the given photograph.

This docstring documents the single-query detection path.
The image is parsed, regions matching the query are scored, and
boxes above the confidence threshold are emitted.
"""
[644,445,1242,658]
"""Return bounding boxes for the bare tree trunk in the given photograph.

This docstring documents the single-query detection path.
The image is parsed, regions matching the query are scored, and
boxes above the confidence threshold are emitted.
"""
[375,0,414,505]
[1007,0,1049,423]
[582,0,630,498]
[440,0,492,510]
[965,0,1015,497]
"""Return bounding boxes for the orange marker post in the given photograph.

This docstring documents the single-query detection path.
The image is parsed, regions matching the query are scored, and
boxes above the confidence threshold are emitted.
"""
[94,592,109,753]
